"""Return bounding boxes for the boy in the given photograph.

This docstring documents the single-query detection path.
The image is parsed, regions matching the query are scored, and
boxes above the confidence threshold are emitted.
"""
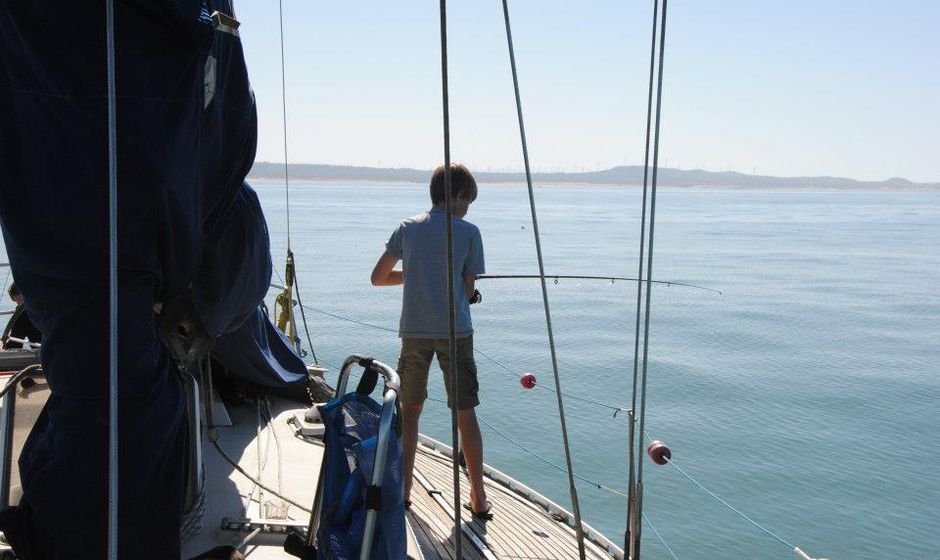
[371,163,491,519]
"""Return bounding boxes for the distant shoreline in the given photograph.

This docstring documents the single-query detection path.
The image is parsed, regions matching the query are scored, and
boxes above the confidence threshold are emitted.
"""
[247,175,940,193]
[248,162,940,192]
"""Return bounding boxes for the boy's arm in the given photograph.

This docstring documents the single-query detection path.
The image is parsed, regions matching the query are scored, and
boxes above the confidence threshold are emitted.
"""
[371,251,403,286]
[463,273,476,299]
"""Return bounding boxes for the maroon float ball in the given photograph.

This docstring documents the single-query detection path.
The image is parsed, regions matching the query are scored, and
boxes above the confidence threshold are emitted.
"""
[520,373,537,389]
[647,440,672,465]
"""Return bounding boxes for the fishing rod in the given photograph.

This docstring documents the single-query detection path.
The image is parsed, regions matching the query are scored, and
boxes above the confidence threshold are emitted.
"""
[476,274,721,295]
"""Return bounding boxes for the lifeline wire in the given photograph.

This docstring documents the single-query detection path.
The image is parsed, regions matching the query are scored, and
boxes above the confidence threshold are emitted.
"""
[437,1,463,554]
[500,1,586,557]
[627,0,662,553]
[634,2,669,559]
[642,513,680,560]
[296,301,633,413]
[429,395,683,560]
[105,0,119,557]
[666,458,798,550]
[472,412,627,499]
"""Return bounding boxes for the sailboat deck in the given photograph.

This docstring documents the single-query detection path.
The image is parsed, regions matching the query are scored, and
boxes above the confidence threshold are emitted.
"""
[3,380,619,560]
[409,445,616,560]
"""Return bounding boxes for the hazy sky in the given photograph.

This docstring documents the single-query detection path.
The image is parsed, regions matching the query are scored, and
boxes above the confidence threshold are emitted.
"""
[236,1,939,182]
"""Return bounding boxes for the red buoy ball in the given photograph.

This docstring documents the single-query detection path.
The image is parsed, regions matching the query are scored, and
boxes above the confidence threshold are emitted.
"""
[647,440,672,465]
[520,373,537,389]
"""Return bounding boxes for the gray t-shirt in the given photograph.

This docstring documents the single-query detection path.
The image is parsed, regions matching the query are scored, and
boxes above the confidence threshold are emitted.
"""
[385,208,485,338]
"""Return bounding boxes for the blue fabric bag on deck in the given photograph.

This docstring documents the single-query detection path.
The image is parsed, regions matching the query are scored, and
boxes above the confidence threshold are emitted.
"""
[316,390,406,560]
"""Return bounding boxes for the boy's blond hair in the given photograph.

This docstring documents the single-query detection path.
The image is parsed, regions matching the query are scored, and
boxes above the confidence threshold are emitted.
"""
[430,163,477,205]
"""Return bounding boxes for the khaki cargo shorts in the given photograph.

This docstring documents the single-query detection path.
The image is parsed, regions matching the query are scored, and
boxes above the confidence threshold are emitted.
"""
[397,335,479,410]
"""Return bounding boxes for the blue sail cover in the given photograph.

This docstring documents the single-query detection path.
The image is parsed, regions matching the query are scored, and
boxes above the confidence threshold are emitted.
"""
[0,1,304,558]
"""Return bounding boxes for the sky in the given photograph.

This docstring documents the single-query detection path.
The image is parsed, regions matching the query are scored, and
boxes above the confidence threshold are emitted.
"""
[235,1,940,183]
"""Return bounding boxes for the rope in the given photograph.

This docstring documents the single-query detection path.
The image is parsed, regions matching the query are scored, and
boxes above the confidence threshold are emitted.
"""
[1,268,10,305]
[179,466,207,540]
[278,0,292,251]
[255,399,266,514]
[266,397,286,507]
[210,438,312,514]
[642,513,680,560]
[291,266,320,364]
[436,2,464,555]
[665,458,798,550]
[627,0,662,550]
[634,2,669,559]
[500,2,586,557]
[104,0,119,555]
[203,358,312,514]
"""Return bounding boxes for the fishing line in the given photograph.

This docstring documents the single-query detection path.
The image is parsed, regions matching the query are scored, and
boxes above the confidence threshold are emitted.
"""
[477,274,721,295]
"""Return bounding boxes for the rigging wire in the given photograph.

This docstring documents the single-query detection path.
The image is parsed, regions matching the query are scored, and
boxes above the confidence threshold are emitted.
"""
[278,0,292,250]
[104,0,120,556]
[436,2,463,553]
[275,0,319,362]
[628,0,662,553]
[500,1,586,556]
[276,0,301,356]
[633,2,669,559]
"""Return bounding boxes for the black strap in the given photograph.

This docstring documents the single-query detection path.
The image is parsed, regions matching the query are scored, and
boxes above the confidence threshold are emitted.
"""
[283,529,317,559]
[355,364,378,395]
[365,485,382,511]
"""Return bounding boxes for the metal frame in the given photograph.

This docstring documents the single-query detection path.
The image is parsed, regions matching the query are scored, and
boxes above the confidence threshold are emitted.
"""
[0,379,14,508]
[305,355,401,560]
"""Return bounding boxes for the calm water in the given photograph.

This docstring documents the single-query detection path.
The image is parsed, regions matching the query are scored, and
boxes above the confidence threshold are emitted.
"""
[3,183,938,559]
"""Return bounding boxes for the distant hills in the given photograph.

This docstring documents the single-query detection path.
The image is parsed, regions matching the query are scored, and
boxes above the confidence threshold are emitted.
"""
[248,162,939,191]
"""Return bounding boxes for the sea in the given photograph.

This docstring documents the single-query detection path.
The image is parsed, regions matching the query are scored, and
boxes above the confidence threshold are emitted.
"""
[2,182,938,559]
